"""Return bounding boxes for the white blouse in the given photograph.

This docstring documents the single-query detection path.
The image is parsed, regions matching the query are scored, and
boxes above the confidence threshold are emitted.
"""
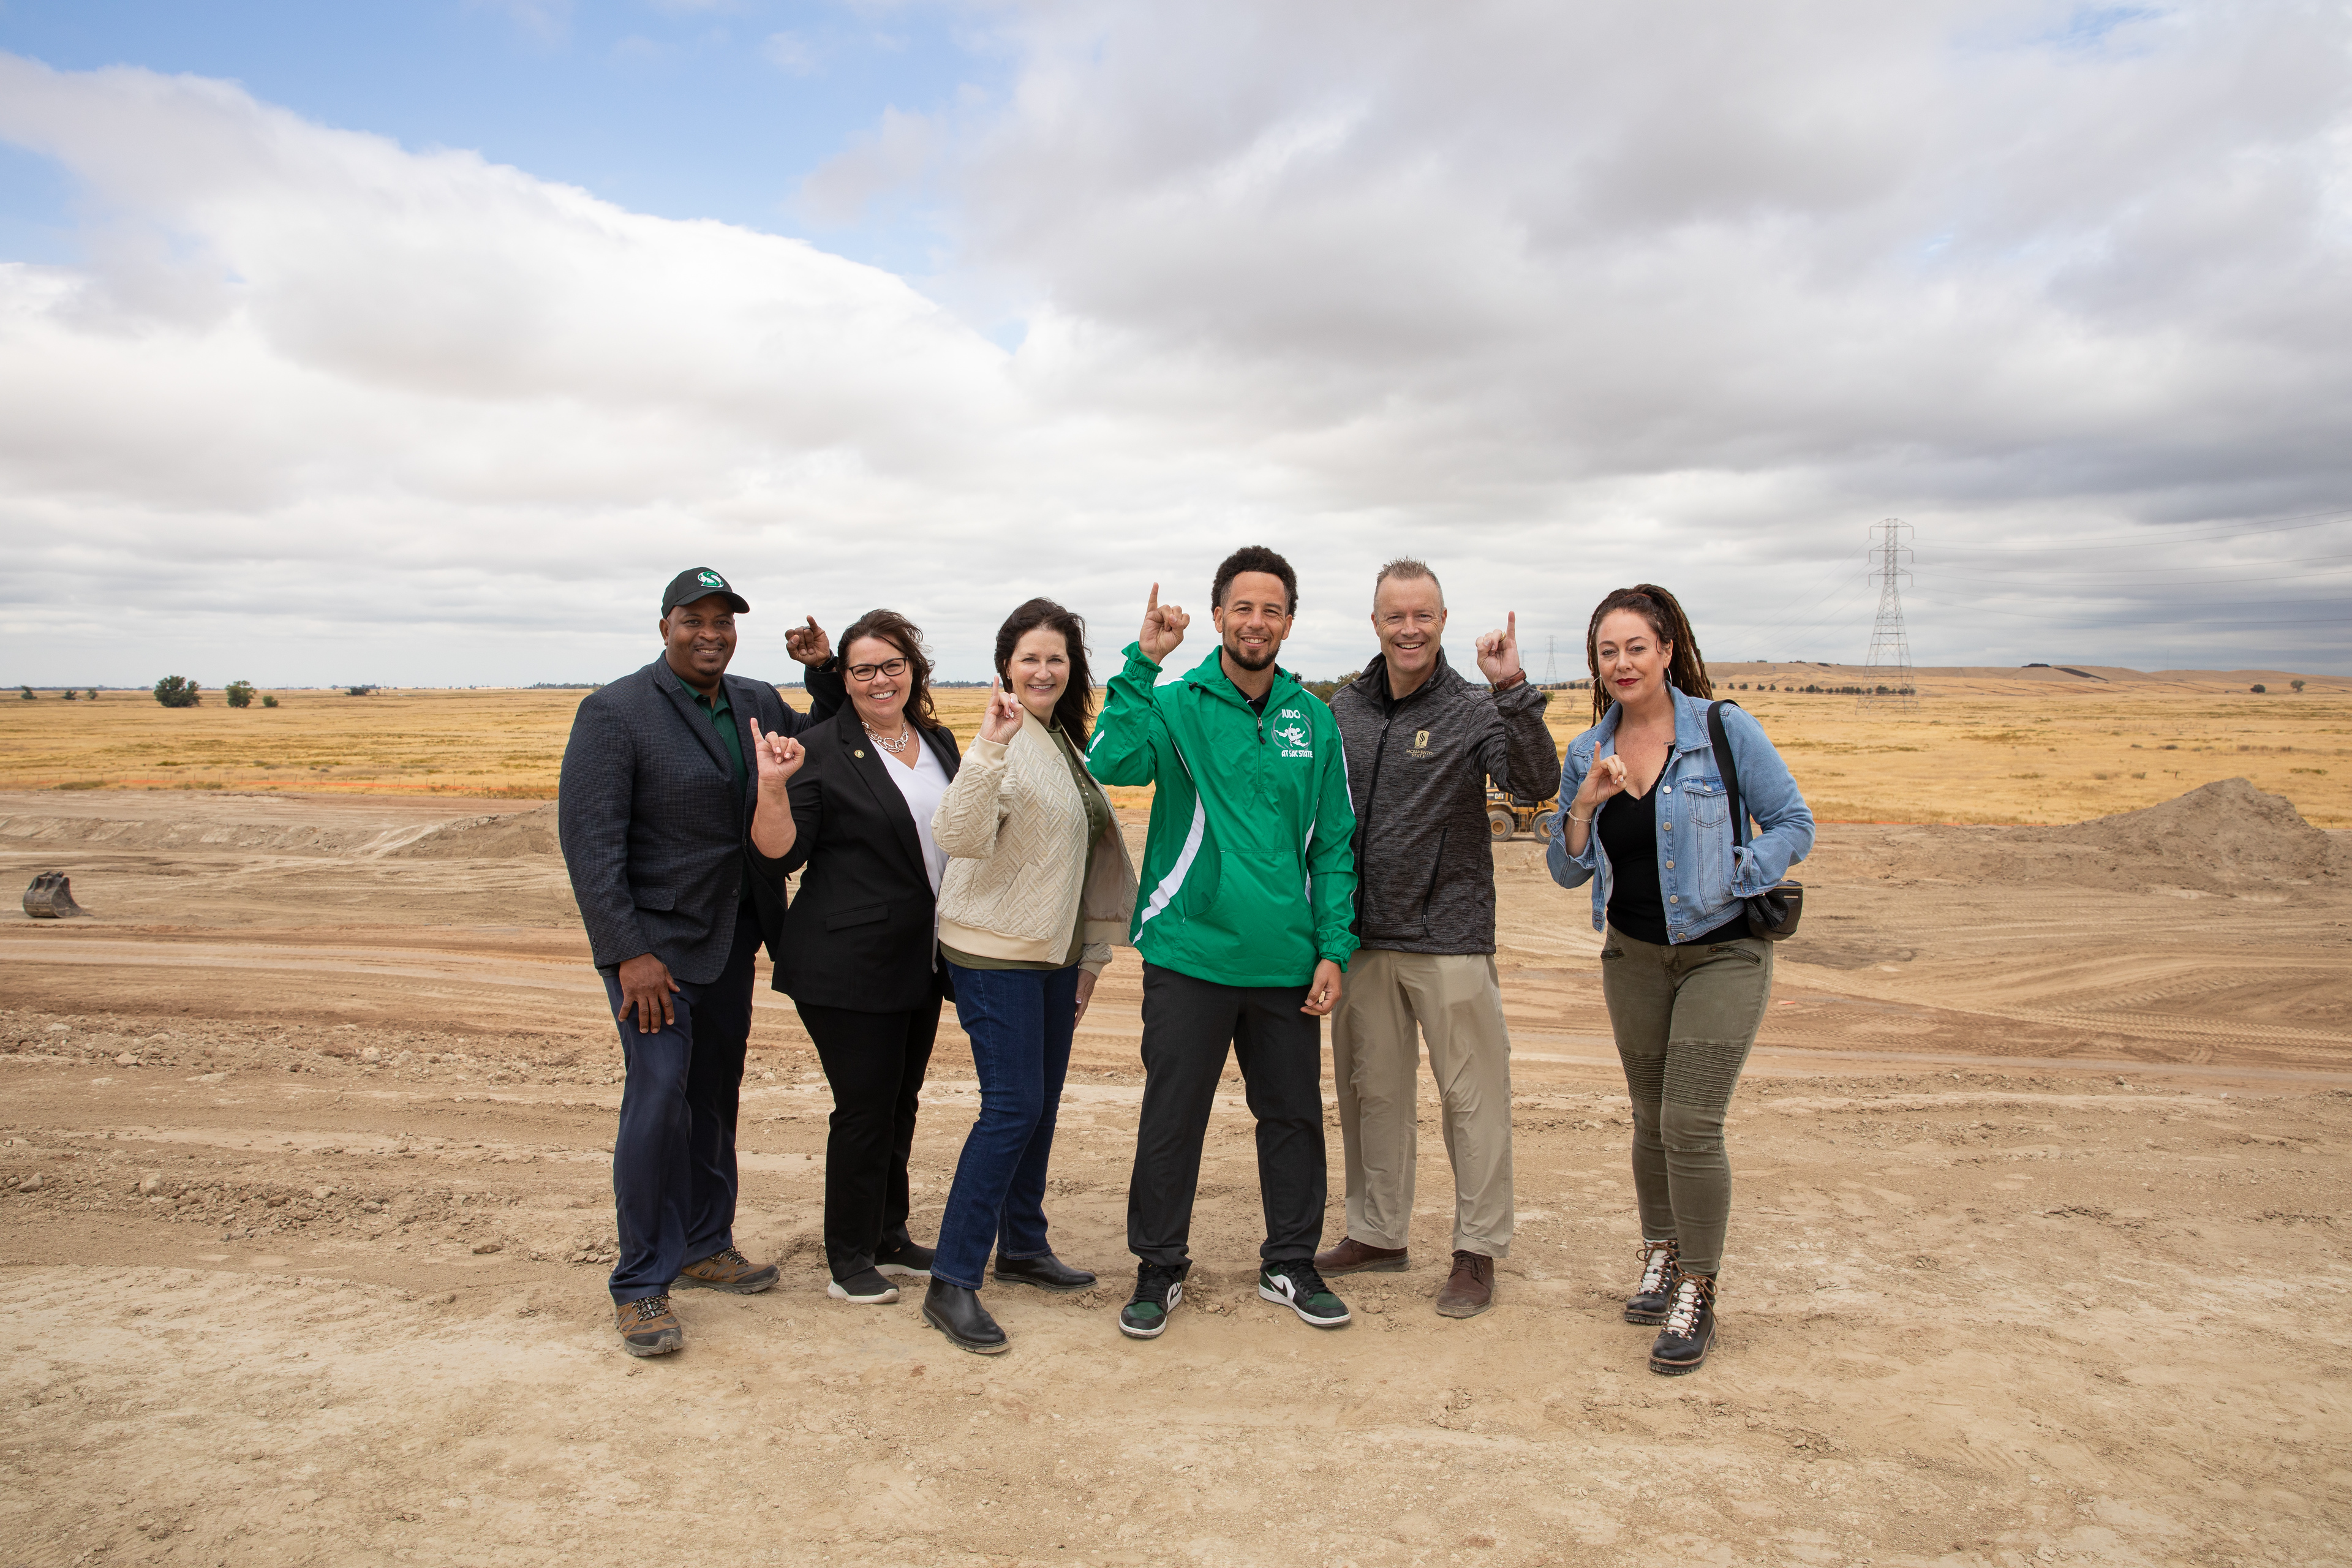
[880,734,951,894]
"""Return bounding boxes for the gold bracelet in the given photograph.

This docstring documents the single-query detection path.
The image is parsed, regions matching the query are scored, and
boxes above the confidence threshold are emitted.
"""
[1568,809,1593,824]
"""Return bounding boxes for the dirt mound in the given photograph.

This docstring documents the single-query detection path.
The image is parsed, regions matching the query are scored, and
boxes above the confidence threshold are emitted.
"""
[1928,778,2346,895]
[2029,777,2337,876]
[388,803,562,859]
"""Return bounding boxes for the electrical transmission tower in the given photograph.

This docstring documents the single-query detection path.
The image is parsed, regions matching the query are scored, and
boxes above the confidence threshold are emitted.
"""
[1860,518,1917,712]
[1542,635,1559,685]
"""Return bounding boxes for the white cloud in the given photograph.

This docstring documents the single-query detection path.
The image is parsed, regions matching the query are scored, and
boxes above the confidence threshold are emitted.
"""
[761,31,819,75]
[2,2,2351,692]
[469,0,575,45]
[908,0,2352,666]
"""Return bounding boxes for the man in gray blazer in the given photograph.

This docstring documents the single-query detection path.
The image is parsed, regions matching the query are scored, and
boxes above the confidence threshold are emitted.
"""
[559,568,840,1357]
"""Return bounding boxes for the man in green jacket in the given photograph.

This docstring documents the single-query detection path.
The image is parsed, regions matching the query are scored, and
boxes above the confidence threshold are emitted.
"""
[1088,545,1361,1338]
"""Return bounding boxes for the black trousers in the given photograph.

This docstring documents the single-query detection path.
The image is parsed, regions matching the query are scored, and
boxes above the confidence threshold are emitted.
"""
[1126,962,1327,1268]
[601,904,759,1303]
[795,995,941,1278]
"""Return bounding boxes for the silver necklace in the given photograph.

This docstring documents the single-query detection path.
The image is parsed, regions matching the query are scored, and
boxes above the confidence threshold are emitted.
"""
[864,722,914,756]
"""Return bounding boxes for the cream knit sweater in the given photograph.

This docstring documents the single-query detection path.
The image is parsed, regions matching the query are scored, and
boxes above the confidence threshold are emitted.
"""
[932,706,1137,975]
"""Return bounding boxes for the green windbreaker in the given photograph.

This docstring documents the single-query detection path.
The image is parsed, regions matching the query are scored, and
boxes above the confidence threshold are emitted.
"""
[1087,643,1359,988]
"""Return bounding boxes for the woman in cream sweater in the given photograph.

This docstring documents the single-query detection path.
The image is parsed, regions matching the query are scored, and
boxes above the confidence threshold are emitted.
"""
[920,598,1139,1354]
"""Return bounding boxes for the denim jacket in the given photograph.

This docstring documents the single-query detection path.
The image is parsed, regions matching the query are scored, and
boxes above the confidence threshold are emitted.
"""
[1545,688,1815,941]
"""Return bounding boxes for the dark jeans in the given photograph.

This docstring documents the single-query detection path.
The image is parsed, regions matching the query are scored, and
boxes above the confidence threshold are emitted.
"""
[932,961,1081,1290]
[1126,962,1327,1269]
[600,905,760,1305]
[795,995,941,1279]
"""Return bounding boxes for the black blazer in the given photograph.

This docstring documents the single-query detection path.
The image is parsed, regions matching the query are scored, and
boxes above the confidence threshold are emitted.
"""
[557,658,840,983]
[766,704,962,1012]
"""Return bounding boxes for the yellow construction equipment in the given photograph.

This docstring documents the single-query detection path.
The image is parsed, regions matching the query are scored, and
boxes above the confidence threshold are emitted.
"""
[1485,787,1558,842]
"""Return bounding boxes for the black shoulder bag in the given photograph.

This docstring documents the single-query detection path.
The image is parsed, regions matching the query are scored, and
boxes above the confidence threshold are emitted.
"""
[1705,700,1804,942]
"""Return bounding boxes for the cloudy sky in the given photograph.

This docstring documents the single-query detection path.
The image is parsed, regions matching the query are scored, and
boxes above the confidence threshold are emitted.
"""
[2,1,2348,688]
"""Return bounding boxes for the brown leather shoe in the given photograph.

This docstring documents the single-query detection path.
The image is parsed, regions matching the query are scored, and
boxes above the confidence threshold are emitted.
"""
[1314,1236,1409,1275]
[674,1246,780,1294]
[616,1294,684,1357]
[1434,1250,1495,1318]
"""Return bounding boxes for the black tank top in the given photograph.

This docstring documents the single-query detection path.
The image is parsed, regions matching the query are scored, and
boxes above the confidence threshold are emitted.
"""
[1597,782,1746,946]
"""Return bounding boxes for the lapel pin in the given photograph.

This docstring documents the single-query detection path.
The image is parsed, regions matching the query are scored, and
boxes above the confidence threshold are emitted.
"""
[854,749,865,758]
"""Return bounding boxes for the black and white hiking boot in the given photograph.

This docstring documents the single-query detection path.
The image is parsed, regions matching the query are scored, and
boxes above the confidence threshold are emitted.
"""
[1258,1261,1351,1329]
[1624,1238,1679,1325]
[1648,1272,1716,1376]
[1118,1262,1189,1340]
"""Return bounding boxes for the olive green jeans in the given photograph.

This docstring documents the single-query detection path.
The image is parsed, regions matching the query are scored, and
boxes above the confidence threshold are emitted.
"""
[1597,924,1774,1279]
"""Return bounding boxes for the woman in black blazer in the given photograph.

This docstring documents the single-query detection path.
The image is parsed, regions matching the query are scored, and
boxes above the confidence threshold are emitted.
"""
[761,608,962,1305]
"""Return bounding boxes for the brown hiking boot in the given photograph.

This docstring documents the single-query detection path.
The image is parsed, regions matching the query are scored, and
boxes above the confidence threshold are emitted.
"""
[616,1294,684,1357]
[1314,1236,1409,1275]
[1434,1251,1495,1318]
[674,1246,779,1294]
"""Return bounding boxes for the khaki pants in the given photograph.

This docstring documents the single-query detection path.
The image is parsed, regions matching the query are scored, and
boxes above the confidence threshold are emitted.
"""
[1330,949,1515,1258]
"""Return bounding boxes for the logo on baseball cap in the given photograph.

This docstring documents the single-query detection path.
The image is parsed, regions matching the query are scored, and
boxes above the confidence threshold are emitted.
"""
[662,568,750,616]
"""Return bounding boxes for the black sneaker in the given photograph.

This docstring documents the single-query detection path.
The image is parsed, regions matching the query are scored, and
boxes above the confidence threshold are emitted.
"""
[1648,1272,1716,1376]
[874,1233,935,1280]
[827,1267,900,1305]
[1624,1238,1678,1325]
[1118,1262,1188,1340]
[1259,1261,1350,1329]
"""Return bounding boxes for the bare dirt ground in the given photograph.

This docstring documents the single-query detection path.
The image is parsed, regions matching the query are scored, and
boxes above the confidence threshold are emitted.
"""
[2,779,2349,1568]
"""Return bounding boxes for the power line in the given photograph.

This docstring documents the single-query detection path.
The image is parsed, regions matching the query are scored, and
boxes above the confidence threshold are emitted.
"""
[1860,519,1917,713]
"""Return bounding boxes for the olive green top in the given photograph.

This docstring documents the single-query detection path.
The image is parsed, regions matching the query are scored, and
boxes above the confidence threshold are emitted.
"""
[941,723,1110,973]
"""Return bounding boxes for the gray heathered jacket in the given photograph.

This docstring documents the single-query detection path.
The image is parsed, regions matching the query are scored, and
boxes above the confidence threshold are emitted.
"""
[1330,650,1561,955]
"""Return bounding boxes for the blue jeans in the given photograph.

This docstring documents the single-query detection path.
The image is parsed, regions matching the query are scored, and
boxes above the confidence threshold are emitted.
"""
[599,906,760,1304]
[932,961,1081,1290]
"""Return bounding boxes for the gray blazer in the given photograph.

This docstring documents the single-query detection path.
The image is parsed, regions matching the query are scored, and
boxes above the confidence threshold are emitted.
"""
[558,657,838,983]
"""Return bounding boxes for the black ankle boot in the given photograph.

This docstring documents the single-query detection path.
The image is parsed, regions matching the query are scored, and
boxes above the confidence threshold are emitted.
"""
[993,1253,1097,1293]
[922,1280,1009,1355]
[1624,1238,1678,1324]
[1648,1272,1716,1375]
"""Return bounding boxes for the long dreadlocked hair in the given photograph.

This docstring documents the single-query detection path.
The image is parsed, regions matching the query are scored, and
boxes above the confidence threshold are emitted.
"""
[1585,584,1711,726]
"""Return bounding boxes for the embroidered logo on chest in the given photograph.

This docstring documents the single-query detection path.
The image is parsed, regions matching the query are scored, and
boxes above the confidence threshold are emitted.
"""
[1274,710,1314,758]
[1409,727,1433,758]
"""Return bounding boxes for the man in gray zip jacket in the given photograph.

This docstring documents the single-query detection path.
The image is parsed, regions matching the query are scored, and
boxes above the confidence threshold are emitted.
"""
[1316,558,1559,1317]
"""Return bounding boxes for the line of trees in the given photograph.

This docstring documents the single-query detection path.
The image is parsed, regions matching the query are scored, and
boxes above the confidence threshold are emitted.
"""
[151,676,275,707]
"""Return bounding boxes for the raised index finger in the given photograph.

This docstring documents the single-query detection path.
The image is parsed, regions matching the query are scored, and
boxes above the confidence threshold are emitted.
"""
[1147,582,1160,612]
[1506,610,1517,641]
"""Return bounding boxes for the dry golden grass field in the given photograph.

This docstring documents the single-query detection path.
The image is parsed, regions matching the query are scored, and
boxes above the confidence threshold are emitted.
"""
[8,661,2349,825]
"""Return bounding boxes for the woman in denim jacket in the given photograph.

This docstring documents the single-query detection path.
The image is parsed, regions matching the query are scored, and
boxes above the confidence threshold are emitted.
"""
[1546,584,1813,1376]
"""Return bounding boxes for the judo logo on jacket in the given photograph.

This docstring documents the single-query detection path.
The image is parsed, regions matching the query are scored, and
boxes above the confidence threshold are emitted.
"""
[1274,711,1314,758]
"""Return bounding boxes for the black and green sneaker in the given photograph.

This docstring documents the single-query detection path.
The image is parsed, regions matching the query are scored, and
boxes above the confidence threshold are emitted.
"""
[1259,1261,1350,1328]
[1119,1262,1188,1340]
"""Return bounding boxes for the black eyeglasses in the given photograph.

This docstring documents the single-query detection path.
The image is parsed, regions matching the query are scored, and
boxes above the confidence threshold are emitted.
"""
[846,656,911,682]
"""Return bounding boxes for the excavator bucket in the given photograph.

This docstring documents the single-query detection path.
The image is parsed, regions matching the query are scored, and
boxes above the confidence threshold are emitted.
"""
[22,871,89,919]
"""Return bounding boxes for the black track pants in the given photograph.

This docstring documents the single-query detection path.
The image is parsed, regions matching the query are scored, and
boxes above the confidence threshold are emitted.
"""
[1126,962,1327,1268]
